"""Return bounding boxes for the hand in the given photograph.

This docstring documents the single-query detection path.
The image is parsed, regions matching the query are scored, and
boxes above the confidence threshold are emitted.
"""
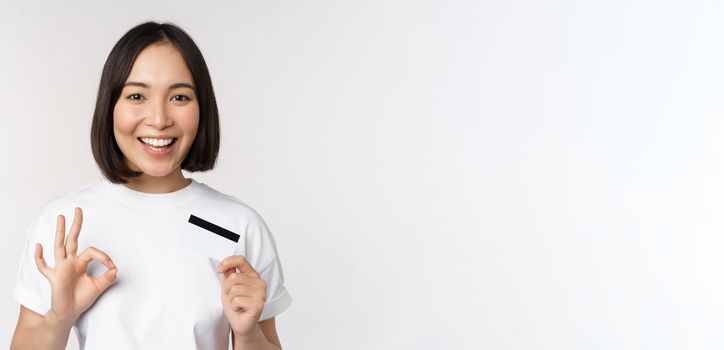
[216,255,267,339]
[35,207,118,326]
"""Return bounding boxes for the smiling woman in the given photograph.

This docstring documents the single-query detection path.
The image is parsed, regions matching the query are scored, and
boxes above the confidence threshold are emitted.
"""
[89,22,220,194]
[112,42,200,192]
[10,22,291,350]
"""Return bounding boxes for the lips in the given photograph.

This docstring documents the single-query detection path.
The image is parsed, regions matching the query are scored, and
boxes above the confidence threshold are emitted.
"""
[138,137,176,156]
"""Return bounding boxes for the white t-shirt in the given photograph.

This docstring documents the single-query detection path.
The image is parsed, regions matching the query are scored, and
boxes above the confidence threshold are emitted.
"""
[12,177,292,349]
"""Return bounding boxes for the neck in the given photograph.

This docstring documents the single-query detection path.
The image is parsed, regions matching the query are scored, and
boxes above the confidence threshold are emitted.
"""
[123,169,191,194]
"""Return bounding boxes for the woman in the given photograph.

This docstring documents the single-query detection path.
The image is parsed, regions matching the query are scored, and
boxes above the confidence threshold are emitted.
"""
[10,21,292,350]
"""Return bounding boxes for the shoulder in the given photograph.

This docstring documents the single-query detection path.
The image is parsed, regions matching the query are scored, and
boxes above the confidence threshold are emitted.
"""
[194,181,267,224]
[32,178,104,223]
[21,178,104,240]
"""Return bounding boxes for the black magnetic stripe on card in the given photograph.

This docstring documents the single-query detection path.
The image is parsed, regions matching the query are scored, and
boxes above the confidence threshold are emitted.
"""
[188,215,240,243]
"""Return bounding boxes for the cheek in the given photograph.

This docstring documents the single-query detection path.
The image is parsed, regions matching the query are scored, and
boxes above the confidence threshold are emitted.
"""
[113,103,138,136]
[178,105,200,138]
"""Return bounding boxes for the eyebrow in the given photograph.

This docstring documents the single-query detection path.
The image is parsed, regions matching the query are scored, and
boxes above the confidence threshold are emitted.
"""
[123,81,196,91]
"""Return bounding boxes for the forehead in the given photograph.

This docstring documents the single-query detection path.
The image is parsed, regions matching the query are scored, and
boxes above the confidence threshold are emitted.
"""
[125,42,193,85]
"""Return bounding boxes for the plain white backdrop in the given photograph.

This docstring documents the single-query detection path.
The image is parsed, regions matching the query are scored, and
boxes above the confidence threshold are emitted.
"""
[2,0,724,349]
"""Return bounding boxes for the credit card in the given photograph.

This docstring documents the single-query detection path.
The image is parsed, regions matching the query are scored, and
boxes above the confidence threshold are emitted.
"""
[179,214,239,263]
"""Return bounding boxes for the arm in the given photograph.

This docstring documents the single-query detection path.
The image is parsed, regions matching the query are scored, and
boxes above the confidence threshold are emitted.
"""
[232,317,282,350]
[10,306,74,350]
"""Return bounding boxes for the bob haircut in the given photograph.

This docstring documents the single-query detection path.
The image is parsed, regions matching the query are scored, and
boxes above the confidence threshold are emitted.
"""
[90,21,220,184]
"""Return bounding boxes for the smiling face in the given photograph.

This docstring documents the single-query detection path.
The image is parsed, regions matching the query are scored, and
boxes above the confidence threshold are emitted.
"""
[113,42,199,178]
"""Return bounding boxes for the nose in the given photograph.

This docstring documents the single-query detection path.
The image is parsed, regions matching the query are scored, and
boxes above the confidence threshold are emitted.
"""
[144,99,173,129]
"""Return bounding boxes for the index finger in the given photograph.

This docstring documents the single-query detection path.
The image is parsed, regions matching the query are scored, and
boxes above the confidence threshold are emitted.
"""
[215,255,259,277]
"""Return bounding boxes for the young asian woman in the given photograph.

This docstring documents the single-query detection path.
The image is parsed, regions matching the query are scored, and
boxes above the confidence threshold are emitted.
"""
[10,21,291,350]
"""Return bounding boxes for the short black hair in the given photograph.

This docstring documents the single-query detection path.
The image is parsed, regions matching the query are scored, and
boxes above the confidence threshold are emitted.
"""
[90,21,220,184]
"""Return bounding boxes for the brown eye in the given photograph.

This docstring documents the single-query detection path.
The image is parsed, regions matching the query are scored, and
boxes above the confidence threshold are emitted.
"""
[128,93,144,100]
[171,95,190,102]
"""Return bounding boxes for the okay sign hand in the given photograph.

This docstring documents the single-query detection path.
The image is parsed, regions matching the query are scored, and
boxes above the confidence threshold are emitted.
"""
[216,255,267,339]
[35,207,118,326]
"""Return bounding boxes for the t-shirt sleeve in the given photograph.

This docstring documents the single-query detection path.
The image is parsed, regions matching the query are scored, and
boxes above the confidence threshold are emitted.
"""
[237,209,292,321]
[12,210,54,316]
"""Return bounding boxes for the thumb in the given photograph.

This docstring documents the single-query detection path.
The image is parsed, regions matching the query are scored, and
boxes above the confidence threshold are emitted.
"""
[93,267,118,293]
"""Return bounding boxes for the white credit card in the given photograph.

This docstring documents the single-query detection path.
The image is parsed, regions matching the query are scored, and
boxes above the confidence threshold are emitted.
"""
[179,214,239,263]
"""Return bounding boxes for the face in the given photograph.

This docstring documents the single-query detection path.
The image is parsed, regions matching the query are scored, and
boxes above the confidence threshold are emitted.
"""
[113,42,199,178]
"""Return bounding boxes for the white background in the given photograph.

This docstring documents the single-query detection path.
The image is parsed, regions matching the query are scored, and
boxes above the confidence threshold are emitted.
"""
[2,0,724,349]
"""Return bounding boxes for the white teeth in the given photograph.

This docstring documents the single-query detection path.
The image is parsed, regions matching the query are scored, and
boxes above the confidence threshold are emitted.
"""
[140,137,174,147]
